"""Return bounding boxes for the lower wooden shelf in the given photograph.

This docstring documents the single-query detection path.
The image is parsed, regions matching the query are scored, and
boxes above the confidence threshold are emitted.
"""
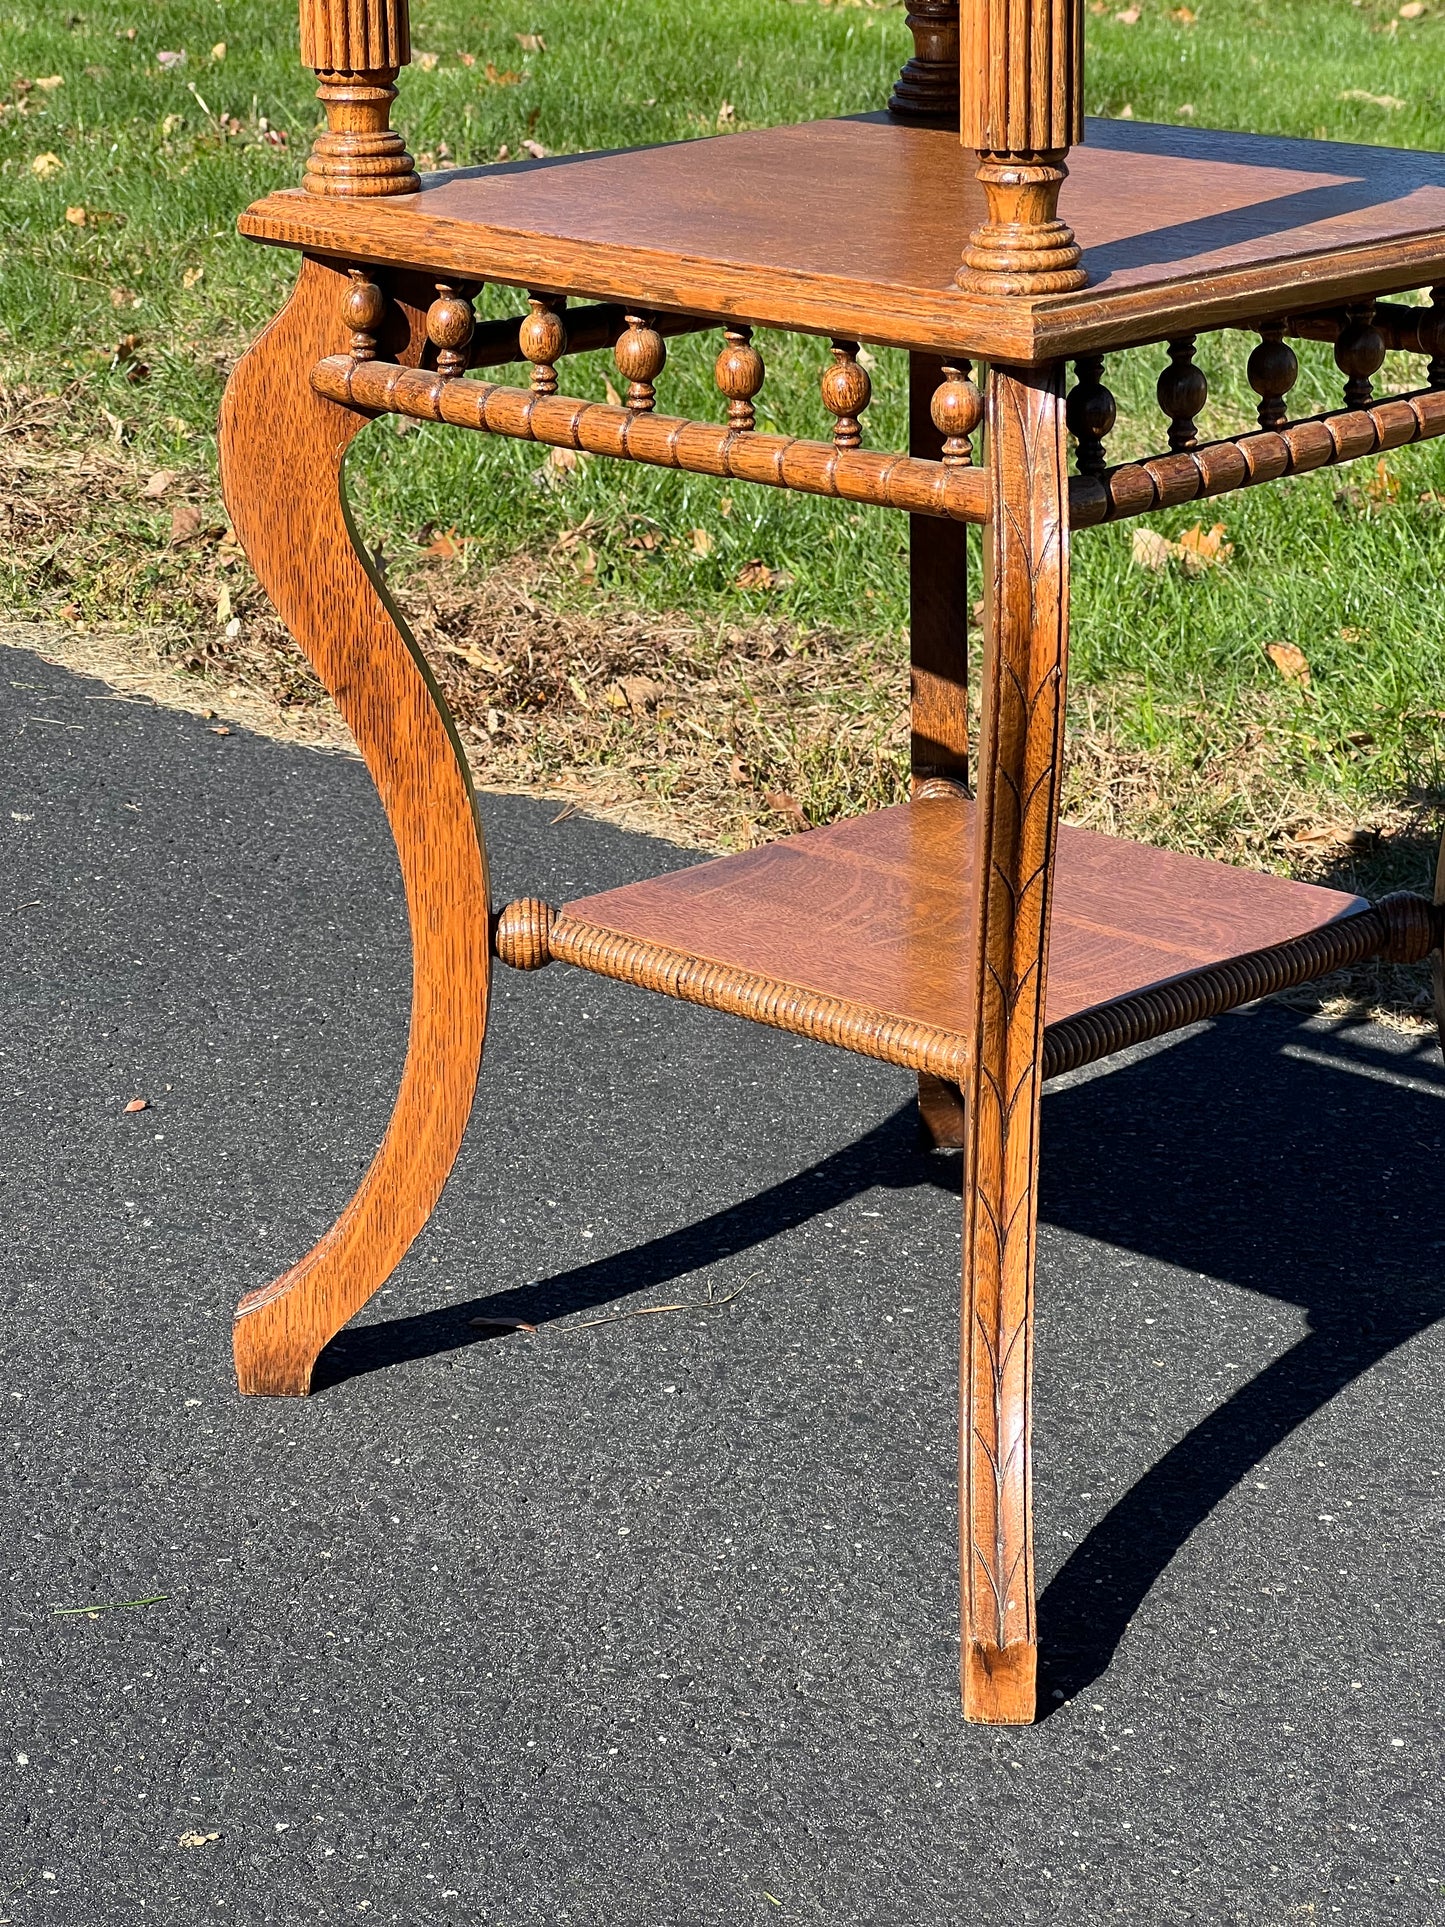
[493,796,1430,1080]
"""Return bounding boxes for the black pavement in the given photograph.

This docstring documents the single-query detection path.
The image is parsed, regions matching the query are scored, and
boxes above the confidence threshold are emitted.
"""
[2,647,1443,1925]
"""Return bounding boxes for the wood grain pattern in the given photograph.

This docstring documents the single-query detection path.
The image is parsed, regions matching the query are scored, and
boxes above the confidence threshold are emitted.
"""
[311,354,993,523]
[473,302,707,375]
[1069,384,1445,527]
[300,0,410,73]
[219,258,491,1395]
[960,0,1083,156]
[958,0,1084,295]
[888,0,960,127]
[1044,892,1435,1074]
[487,881,1428,1084]
[960,363,1071,1723]
[238,117,1445,361]
[907,357,973,788]
[909,352,972,1148]
[299,0,417,197]
[562,796,1365,1045]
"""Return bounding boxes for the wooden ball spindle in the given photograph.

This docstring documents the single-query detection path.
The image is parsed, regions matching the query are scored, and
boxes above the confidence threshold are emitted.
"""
[715,325,765,432]
[931,361,983,468]
[426,283,475,380]
[1065,356,1116,476]
[520,294,568,396]
[1247,324,1298,432]
[1335,307,1386,412]
[1157,337,1208,453]
[1429,285,1445,391]
[342,269,386,360]
[493,898,557,971]
[822,340,871,451]
[615,314,666,414]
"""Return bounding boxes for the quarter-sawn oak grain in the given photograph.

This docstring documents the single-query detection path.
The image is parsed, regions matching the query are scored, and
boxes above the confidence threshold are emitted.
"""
[219,258,491,1396]
[239,117,1445,362]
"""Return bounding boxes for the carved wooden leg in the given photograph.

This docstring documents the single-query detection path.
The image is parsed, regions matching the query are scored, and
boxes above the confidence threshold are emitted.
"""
[909,352,971,1150]
[218,257,492,1395]
[959,363,1071,1724]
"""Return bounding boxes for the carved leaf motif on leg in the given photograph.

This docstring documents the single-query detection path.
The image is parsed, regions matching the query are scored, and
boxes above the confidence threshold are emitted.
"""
[961,364,1070,1724]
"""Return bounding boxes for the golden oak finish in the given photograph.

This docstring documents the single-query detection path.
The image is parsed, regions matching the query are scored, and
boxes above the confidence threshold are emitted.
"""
[959,365,1069,1722]
[716,325,766,432]
[555,795,1368,1048]
[219,259,491,1395]
[908,351,972,1149]
[1070,384,1445,527]
[238,118,1445,362]
[209,0,1445,1726]
[889,0,960,128]
[487,874,1432,1087]
[957,0,1086,295]
[312,354,993,522]
[299,0,417,198]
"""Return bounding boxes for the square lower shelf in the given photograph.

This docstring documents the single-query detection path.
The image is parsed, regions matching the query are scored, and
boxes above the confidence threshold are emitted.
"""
[552,796,1369,1079]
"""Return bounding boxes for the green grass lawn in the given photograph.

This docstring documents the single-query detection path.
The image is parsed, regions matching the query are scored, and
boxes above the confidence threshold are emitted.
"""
[4,0,1445,907]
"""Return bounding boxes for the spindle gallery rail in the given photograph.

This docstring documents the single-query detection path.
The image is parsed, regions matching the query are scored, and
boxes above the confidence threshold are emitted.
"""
[316,270,1445,535]
[210,0,1445,1733]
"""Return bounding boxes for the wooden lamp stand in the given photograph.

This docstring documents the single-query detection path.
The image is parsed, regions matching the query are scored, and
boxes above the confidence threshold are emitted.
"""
[217,0,1445,1724]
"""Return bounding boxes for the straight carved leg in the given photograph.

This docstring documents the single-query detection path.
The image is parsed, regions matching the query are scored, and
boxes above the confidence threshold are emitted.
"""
[909,352,972,1150]
[959,364,1071,1723]
[217,257,492,1395]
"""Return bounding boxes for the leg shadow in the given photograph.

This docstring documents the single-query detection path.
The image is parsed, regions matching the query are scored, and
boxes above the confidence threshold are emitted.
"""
[1036,1291,1438,1705]
[314,1100,955,1388]
[1035,1008,1445,1705]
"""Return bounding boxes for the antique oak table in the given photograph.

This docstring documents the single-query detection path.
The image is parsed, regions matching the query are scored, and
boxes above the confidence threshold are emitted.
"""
[219,0,1445,1722]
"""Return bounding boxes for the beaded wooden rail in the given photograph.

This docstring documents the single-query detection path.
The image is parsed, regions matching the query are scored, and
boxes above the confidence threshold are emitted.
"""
[1070,387,1445,528]
[491,891,1440,1087]
[313,354,992,523]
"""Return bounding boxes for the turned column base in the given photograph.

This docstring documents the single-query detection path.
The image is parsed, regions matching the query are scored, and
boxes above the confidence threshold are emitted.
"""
[304,68,420,198]
[956,153,1087,297]
[887,1,960,126]
[962,1639,1038,1724]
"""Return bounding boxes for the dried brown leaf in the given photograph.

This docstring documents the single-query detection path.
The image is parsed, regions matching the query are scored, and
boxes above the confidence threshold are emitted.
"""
[1130,527,1173,572]
[1265,641,1311,686]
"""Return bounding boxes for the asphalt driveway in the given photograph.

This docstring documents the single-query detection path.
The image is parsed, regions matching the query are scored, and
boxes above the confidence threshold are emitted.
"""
[2,648,1442,1924]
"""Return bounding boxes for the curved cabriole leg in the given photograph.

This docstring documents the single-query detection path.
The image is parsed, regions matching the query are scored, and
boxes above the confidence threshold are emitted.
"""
[960,364,1071,1724]
[218,257,491,1395]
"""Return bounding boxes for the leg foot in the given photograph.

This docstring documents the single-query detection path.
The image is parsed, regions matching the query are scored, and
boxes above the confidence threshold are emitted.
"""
[219,259,491,1395]
[963,1639,1038,1725]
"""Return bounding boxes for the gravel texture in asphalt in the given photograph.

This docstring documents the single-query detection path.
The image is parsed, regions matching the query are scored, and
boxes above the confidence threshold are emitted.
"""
[2,649,1443,1925]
